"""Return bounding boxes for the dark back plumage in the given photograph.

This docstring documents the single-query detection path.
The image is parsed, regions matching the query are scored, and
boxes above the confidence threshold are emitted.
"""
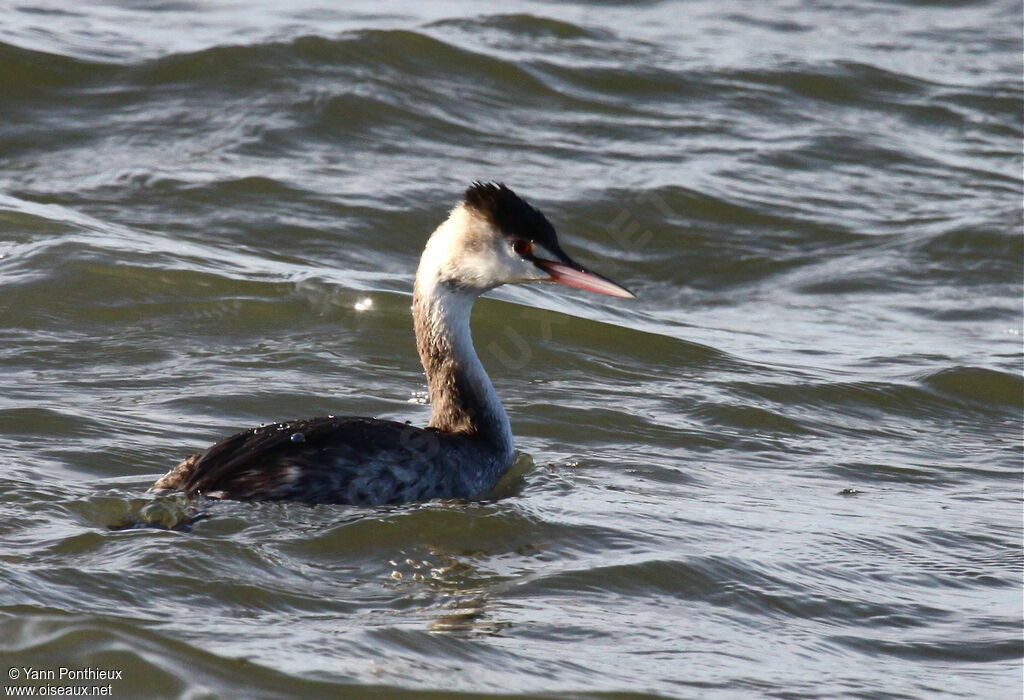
[153,416,505,505]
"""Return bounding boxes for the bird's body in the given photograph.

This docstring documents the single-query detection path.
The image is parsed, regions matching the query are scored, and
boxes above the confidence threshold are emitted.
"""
[151,183,633,505]
[151,416,506,504]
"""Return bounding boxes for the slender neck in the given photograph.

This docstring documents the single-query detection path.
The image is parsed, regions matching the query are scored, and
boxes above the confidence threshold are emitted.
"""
[412,274,512,455]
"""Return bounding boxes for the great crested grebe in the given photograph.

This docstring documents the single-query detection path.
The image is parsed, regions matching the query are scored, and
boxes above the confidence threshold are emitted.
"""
[151,183,634,505]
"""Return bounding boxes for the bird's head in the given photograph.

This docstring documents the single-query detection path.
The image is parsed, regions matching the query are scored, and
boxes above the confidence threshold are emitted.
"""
[418,182,635,299]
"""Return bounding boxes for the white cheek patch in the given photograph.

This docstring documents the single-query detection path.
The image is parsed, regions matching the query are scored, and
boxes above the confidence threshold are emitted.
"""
[517,253,551,282]
[490,239,549,284]
[420,204,552,290]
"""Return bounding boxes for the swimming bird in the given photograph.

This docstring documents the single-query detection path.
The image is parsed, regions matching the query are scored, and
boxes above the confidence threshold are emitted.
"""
[150,183,634,505]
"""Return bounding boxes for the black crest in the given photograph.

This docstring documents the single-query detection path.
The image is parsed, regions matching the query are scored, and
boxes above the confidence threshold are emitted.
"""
[463,182,560,250]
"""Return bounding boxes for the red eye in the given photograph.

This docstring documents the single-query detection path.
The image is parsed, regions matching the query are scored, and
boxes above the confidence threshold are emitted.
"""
[513,239,533,256]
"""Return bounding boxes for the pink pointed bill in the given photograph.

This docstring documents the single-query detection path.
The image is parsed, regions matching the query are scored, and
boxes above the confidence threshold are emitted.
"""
[538,260,635,299]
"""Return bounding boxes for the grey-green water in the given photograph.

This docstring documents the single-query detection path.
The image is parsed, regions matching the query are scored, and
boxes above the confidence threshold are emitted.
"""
[1,1,1021,698]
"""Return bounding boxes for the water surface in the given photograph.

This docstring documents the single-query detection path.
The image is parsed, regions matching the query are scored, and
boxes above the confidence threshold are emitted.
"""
[0,1,1021,698]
